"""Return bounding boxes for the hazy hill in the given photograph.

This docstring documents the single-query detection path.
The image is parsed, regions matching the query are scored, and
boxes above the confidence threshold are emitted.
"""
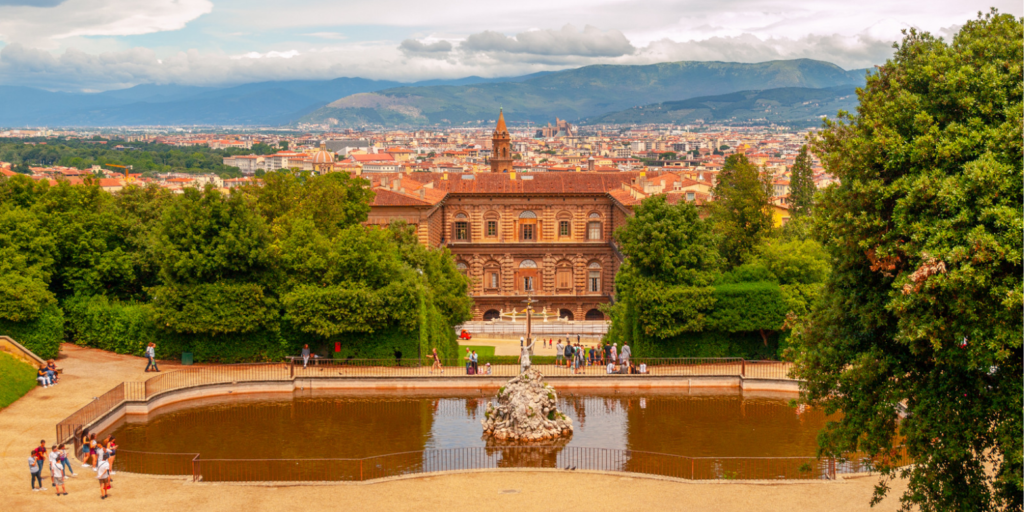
[0,75,523,127]
[303,59,868,127]
[587,86,861,127]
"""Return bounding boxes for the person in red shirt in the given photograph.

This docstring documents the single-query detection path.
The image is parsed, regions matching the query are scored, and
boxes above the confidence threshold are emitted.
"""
[31,441,46,482]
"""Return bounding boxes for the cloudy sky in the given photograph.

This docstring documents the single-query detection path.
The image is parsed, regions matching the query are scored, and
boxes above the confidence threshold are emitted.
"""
[0,0,1017,91]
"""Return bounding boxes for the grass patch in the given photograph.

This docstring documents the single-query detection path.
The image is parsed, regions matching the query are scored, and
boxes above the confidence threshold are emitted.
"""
[458,345,496,358]
[0,352,39,408]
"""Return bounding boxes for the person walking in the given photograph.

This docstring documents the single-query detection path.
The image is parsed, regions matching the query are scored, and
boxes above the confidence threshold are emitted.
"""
[51,447,66,496]
[144,342,159,372]
[96,454,111,499]
[29,450,44,491]
[58,444,75,478]
[555,340,564,366]
[430,347,443,374]
[301,344,311,369]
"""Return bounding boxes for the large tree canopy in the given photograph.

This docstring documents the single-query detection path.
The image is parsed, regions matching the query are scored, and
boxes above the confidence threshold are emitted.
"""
[790,11,1022,512]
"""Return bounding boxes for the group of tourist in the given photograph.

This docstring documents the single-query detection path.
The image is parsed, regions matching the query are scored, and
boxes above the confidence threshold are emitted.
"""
[36,360,60,388]
[463,348,492,375]
[552,339,632,374]
[28,433,116,499]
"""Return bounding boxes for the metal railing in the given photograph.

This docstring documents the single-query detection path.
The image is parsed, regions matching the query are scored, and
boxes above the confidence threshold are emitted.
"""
[458,322,610,335]
[105,445,911,483]
[186,446,839,483]
[285,357,775,379]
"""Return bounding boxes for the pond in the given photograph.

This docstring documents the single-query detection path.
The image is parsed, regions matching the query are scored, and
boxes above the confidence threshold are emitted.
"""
[105,388,826,460]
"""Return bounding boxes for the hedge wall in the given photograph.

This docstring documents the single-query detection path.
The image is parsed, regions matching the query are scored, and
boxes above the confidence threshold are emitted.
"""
[64,295,159,356]
[0,304,64,360]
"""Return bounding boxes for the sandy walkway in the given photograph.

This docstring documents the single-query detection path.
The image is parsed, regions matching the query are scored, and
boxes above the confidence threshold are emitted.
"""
[0,344,908,511]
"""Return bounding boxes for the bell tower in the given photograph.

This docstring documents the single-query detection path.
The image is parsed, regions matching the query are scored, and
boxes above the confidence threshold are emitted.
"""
[490,108,513,173]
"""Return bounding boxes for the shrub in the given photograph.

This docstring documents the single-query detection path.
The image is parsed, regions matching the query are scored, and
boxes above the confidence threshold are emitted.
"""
[64,295,158,356]
[0,304,64,359]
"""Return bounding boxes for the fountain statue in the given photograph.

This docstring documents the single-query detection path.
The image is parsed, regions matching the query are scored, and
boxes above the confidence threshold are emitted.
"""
[481,369,574,442]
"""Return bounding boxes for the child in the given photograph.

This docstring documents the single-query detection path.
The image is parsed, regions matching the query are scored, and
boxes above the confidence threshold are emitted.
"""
[51,448,67,496]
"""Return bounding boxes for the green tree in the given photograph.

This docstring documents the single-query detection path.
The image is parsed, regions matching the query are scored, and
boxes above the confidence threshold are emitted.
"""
[748,239,830,285]
[790,12,1022,512]
[278,141,289,150]
[710,154,774,267]
[789,145,815,216]
[150,186,278,334]
[616,195,721,287]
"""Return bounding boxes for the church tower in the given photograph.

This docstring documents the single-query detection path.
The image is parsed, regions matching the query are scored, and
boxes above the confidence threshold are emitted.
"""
[490,108,513,173]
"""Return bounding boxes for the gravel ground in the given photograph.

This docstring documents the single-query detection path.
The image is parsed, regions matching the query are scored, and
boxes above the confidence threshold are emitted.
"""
[0,344,908,512]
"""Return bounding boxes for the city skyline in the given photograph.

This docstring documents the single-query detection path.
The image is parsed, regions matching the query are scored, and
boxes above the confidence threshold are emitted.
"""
[0,1,1018,91]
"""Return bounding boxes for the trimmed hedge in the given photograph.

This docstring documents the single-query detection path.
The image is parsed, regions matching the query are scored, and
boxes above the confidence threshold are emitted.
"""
[708,282,788,333]
[0,304,64,360]
[64,295,159,356]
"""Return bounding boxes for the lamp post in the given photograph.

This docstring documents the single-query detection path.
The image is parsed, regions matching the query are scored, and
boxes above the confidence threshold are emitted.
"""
[522,296,538,355]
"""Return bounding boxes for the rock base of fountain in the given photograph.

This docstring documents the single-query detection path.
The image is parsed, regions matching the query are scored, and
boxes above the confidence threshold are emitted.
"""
[482,369,573,442]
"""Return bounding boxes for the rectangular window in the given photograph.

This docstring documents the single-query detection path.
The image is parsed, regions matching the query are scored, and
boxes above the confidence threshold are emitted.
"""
[523,276,534,291]
[486,220,497,237]
[488,272,499,289]
[454,222,469,241]
[521,224,534,241]
[588,271,601,292]
[587,222,601,240]
[559,220,570,237]
[556,269,572,290]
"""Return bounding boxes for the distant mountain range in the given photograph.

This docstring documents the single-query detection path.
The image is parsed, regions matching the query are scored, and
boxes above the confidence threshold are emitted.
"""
[0,59,868,128]
[587,86,861,127]
[0,75,537,127]
[302,59,868,127]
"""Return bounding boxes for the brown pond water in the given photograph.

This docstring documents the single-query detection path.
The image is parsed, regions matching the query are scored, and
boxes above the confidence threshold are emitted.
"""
[106,389,827,460]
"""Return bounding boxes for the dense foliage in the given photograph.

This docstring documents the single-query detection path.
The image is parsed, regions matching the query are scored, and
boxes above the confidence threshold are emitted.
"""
[606,193,826,359]
[0,138,245,178]
[0,169,471,363]
[711,154,775,267]
[789,12,1022,511]
[788,145,815,216]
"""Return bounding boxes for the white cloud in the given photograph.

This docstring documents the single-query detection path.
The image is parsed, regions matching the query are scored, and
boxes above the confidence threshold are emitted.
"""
[0,0,212,48]
[304,32,347,40]
[461,24,635,57]
[399,38,454,57]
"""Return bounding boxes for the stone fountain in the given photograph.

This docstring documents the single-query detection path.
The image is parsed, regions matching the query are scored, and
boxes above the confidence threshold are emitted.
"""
[481,369,573,442]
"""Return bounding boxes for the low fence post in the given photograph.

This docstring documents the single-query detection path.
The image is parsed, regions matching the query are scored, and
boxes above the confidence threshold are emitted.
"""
[360,460,363,481]
[289,358,294,378]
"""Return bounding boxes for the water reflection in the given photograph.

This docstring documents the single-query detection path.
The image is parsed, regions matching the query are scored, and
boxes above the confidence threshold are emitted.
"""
[107,389,827,462]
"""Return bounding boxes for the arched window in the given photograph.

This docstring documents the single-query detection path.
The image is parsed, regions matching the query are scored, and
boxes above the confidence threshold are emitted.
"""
[483,309,501,321]
[588,212,601,219]
[519,260,537,268]
[559,309,575,321]
[585,309,605,321]
[557,211,572,238]
[455,262,468,276]
[519,211,537,219]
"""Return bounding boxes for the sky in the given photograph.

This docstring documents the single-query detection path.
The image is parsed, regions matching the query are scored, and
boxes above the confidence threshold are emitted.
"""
[0,0,1017,92]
